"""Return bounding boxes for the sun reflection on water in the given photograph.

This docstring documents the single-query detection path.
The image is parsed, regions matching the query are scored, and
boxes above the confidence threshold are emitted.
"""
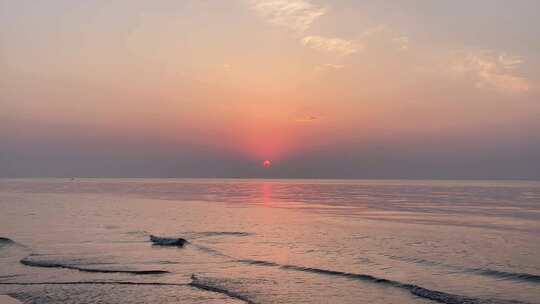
[261,182,272,206]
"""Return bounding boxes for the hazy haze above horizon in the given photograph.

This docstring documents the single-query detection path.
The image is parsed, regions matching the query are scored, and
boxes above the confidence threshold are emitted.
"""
[1,0,539,179]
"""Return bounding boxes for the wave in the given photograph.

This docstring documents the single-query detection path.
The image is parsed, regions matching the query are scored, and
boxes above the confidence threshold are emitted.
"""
[0,237,16,247]
[238,259,530,304]
[125,230,149,236]
[1,278,256,303]
[237,259,279,267]
[0,281,184,286]
[149,235,188,247]
[189,274,257,304]
[281,264,401,285]
[386,255,540,284]
[189,244,234,259]
[0,274,20,281]
[192,231,253,238]
[473,268,540,283]
[20,257,169,275]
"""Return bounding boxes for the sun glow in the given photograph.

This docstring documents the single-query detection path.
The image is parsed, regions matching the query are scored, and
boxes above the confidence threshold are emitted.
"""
[263,160,272,168]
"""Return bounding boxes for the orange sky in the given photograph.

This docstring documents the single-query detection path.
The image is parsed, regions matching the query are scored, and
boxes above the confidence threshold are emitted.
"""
[1,0,539,178]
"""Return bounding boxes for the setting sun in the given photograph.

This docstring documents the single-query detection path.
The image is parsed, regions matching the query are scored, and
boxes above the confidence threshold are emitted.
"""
[263,160,272,168]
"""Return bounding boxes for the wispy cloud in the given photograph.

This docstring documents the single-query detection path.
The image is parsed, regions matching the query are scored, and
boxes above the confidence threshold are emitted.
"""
[314,63,345,72]
[498,53,523,69]
[250,0,326,32]
[296,115,319,122]
[323,63,344,69]
[359,25,388,38]
[302,35,359,56]
[360,25,410,52]
[301,25,409,58]
[392,36,409,51]
[450,50,529,93]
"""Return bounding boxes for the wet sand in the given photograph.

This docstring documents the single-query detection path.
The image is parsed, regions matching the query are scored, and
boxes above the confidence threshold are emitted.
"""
[0,295,21,304]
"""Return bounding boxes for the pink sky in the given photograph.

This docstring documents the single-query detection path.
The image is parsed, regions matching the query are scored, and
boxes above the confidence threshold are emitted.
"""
[1,0,539,178]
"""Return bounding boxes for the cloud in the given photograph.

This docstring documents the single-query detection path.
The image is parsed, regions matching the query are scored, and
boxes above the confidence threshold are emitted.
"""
[314,63,345,72]
[359,25,410,52]
[296,115,319,122]
[301,35,359,56]
[498,53,523,69]
[323,63,344,69]
[250,0,326,32]
[359,25,388,39]
[301,26,408,57]
[450,50,530,93]
[392,36,409,51]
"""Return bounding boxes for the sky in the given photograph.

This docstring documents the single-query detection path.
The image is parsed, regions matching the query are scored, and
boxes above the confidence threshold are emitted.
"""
[1,0,539,179]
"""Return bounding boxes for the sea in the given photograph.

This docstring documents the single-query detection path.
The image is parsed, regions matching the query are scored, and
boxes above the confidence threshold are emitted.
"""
[0,178,539,304]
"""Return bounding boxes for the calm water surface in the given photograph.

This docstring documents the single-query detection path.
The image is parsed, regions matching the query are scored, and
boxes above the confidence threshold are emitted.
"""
[0,179,539,303]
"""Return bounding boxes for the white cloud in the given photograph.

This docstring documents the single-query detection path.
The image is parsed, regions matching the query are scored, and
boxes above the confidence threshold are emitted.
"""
[314,63,345,72]
[303,25,409,56]
[302,35,359,56]
[250,0,325,32]
[359,25,410,52]
[450,50,529,93]
[323,63,344,69]
[498,53,523,69]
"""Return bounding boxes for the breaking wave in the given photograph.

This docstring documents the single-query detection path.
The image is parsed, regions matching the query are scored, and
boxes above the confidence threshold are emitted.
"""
[20,257,169,275]
[1,278,256,303]
[238,259,531,304]
[386,255,540,284]
[473,269,540,283]
[0,237,16,248]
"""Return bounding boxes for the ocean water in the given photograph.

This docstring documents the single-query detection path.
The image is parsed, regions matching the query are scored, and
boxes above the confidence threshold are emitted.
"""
[0,178,539,304]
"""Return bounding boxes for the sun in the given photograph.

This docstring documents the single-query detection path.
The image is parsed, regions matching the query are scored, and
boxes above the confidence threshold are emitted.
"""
[263,160,272,168]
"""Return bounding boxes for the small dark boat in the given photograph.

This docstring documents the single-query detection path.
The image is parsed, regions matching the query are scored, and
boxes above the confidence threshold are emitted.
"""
[149,235,188,247]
